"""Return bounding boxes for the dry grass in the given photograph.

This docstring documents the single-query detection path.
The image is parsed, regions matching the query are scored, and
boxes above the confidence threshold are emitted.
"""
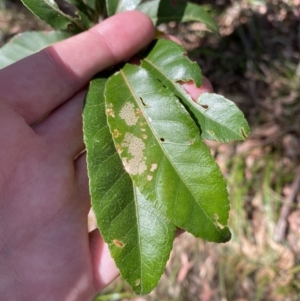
[1,0,300,300]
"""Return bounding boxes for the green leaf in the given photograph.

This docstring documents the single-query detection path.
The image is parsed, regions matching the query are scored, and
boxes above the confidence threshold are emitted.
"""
[105,63,231,243]
[0,31,71,69]
[63,0,95,25]
[83,76,176,294]
[20,0,88,33]
[141,39,202,87]
[140,39,204,131]
[85,0,97,10]
[195,93,251,142]
[106,0,142,16]
[141,39,250,142]
[63,0,87,11]
[136,0,218,32]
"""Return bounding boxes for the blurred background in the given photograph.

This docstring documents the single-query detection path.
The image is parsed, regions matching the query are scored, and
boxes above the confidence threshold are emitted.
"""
[1,0,300,300]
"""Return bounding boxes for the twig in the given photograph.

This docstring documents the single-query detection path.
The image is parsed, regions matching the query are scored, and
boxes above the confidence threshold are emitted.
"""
[274,169,300,242]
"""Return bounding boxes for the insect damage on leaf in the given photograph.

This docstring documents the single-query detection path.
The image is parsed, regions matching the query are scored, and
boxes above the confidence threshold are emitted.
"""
[121,133,147,175]
[213,214,225,230]
[150,163,158,172]
[119,102,139,126]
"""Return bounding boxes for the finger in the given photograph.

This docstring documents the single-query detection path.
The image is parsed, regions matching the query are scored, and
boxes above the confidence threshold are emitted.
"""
[0,11,154,125]
[89,229,119,291]
[34,91,86,159]
[182,77,214,101]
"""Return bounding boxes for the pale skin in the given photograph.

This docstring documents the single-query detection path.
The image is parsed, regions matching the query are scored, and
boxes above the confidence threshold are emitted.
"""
[0,11,212,301]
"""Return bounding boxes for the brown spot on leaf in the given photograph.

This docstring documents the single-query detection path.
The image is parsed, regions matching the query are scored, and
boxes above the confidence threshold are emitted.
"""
[201,104,209,109]
[135,108,143,117]
[116,143,122,153]
[113,129,121,138]
[106,108,115,117]
[113,239,124,248]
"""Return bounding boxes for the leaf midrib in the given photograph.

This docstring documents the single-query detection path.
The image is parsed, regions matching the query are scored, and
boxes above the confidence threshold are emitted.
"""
[133,186,143,294]
[120,68,227,236]
[33,0,85,31]
[143,59,243,140]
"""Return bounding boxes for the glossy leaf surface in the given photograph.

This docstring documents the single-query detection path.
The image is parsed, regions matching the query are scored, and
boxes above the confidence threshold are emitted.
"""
[195,93,251,142]
[83,77,176,294]
[141,38,203,135]
[0,31,71,69]
[105,63,231,242]
[137,0,218,32]
[106,0,142,16]
[20,0,88,33]
[141,39,250,142]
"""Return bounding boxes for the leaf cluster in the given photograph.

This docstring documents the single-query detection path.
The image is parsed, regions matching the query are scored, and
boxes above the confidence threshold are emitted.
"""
[0,0,250,295]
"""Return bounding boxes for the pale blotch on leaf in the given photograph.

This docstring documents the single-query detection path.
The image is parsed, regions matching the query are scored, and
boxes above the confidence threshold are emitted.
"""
[135,279,141,286]
[147,175,153,181]
[121,133,146,175]
[113,239,125,248]
[150,163,158,172]
[142,134,148,140]
[119,102,138,126]
[214,214,225,229]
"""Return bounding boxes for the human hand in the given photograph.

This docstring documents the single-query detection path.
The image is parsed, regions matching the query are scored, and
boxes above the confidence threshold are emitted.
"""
[0,11,212,301]
[0,11,154,301]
